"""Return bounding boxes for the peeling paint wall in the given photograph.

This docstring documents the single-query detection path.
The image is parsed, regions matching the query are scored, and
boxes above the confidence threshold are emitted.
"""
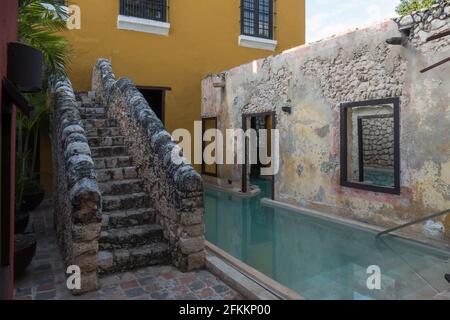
[201,4,450,237]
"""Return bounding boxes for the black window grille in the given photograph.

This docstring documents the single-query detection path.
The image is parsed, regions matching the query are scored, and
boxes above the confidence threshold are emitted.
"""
[120,0,168,22]
[241,0,274,39]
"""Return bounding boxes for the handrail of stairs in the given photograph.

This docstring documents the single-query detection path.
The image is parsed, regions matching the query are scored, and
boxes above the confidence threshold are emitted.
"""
[376,208,450,239]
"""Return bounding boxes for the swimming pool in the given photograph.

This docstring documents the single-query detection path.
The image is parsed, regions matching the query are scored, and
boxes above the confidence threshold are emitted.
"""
[204,178,450,300]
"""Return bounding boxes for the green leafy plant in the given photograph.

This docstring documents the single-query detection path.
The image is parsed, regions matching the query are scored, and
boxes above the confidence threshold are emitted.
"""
[396,0,448,16]
[18,0,70,77]
[16,93,51,207]
[16,0,70,208]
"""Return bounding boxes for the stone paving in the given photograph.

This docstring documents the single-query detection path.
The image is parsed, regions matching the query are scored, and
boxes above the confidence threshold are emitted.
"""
[14,201,242,300]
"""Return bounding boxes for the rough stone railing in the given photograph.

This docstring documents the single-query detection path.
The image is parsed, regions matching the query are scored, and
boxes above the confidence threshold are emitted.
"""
[92,59,205,271]
[52,78,102,294]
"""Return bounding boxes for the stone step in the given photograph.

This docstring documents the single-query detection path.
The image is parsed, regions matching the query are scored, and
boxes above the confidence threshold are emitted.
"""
[96,166,138,182]
[101,208,156,230]
[94,156,133,169]
[91,145,128,158]
[75,91,95,97]
[79,103,103,110]
[102,193,151,211]
[77,106,105,114]
[82,118,118,129]
[99,179,144,196]
[75,91,96,104]
[85,127,122,138]
[76,101,100,109]
[99,224,164,250]
[80,113,107,120]
[98,242,170,275]
[75,92,88,100]
[88,136,125,148]
[78,107,105,117]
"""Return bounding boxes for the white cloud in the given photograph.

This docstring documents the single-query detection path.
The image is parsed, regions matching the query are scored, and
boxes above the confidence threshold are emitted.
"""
[307,0,399,43]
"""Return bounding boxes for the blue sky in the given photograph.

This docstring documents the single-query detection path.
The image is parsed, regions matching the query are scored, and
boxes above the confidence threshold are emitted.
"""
[307,0,400,43]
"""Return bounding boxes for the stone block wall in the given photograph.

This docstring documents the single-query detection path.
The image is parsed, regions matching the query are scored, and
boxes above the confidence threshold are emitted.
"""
[362,117,394,169]
[396,2,450,52]
[201,3,450,236]
[92,59,205,271]
[52,78,102,294]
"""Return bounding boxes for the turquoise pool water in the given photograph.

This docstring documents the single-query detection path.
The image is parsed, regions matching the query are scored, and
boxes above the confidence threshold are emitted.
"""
[364,168,395,188]
[204,178,450,300]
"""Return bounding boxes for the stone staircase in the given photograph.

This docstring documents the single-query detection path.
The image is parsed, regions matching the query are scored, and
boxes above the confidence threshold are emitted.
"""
[75,92,170,275]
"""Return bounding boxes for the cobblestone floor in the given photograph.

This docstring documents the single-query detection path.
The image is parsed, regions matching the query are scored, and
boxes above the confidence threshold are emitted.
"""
[14,200,242,300]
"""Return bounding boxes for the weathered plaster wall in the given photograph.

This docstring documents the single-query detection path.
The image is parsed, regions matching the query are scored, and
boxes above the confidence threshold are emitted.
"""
[201,3,450,235]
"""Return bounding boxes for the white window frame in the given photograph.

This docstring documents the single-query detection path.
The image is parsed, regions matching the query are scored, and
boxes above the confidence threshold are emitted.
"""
[238,35,277,51]
[117,14,170,36]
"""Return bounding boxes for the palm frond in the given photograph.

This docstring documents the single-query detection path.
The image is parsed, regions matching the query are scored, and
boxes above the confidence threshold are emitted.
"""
[18,0,70,77]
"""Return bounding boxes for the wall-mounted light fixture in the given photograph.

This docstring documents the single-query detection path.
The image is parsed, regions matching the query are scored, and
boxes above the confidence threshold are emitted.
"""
[282,106,292,114]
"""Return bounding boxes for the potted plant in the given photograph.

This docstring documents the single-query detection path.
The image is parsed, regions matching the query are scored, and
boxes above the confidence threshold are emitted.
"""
[19,179,45,212]
[16,92,49,213]
[15,93,49,234]
[14,234,37,279]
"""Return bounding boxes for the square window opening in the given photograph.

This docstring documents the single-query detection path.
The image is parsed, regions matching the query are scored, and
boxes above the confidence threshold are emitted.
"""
[340,98,401,195]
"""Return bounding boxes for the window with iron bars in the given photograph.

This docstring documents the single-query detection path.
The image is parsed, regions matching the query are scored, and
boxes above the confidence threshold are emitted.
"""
[50,0,68,6]
[241,0,274,39]
[120,0,168,22]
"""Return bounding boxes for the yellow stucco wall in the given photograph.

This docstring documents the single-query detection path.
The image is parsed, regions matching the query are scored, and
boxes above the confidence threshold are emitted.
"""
[40,0,305,194]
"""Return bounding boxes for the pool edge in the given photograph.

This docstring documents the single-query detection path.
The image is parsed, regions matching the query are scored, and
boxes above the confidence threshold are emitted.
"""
[203,182,261,198]
[205,241,305,301]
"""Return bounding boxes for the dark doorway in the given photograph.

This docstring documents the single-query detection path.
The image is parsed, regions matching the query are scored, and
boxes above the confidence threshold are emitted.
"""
[242,112,276,200]
[137,86,170,125]
[201,117,218,177]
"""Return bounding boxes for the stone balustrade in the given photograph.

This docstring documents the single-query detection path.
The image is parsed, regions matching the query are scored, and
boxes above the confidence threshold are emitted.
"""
[92,59,205,271]
[52,78,102,294]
